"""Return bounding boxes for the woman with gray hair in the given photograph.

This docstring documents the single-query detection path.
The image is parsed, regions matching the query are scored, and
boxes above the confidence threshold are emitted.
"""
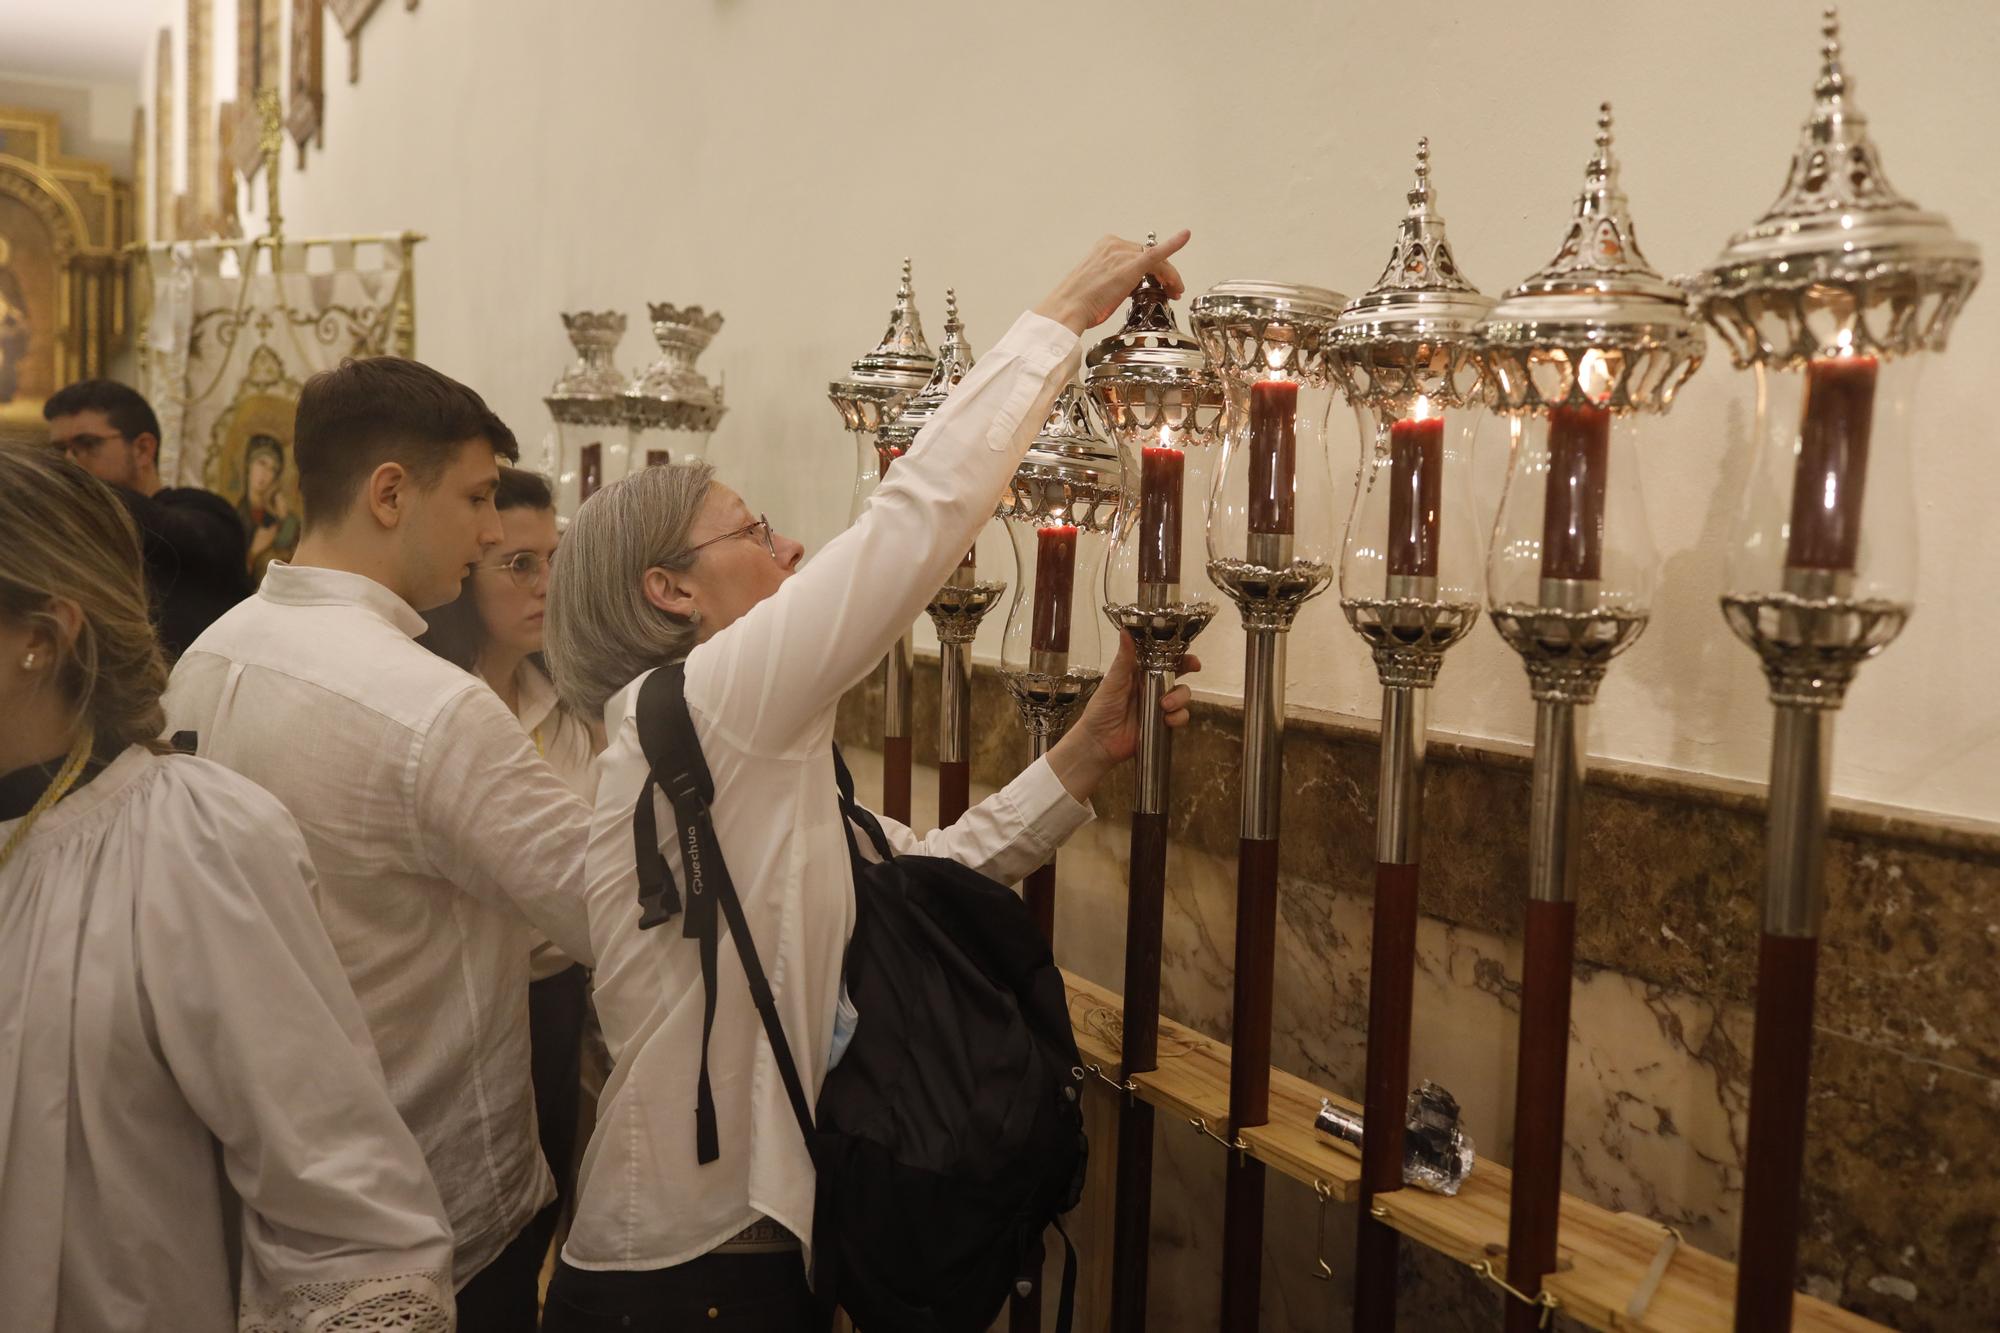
[541,233,1197,1331]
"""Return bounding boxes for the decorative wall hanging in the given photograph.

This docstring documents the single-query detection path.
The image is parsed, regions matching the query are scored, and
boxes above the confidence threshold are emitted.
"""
[234,0,281,181]
[330,0,417,85]
[289,0,326,166]
[0,107,133,445]
[185,0,220,235]
[154,28,175,241]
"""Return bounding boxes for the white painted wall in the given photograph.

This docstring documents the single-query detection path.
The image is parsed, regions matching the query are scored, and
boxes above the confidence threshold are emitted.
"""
[0,72,138,175]
[146,0,2000,821]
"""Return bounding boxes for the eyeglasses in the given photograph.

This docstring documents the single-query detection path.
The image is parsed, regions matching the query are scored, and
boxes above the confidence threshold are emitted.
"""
[50,432,125,460]
[479,550,554,588]
[688,514,777,560]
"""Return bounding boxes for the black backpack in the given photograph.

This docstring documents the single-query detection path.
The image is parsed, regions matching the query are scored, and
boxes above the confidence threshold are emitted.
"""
[631,664,1089,1331]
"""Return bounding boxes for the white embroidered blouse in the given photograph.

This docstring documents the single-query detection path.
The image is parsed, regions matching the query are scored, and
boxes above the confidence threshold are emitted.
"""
[0,747,457,1331]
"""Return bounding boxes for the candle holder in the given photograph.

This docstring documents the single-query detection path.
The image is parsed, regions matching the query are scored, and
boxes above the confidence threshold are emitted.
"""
[1478,104,1703,1333]
[543,310,630,519]
[1001,382,1125,939]
[1326,137,1493,1333]
[1191,277,1346,1332]
[623,302,727,473]
[879,290,1010,826]
[1690,13,1980,1330]
[1087,240,1226,1333]
[829,259,936,824]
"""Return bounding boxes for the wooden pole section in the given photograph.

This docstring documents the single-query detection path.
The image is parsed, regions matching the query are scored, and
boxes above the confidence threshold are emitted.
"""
[1734,701,1835,1331]
[881,735,912,825]
[1220,619,1289,1331]
[1503,697,1587,1332]
[882,631,914,824]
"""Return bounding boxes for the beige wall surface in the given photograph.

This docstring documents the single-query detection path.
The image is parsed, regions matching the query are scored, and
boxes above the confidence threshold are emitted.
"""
[146,0,2000,821]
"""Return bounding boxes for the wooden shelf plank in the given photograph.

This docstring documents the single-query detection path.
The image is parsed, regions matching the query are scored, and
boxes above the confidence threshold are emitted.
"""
[1060,969,1887,1333]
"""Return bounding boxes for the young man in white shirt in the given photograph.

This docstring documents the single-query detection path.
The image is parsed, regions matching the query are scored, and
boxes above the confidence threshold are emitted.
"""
[164,356,596,1332]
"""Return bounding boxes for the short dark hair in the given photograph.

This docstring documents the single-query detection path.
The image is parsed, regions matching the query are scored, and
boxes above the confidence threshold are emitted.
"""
[292,356,519,529]
[418,466,556,672]
[44,379,163,443]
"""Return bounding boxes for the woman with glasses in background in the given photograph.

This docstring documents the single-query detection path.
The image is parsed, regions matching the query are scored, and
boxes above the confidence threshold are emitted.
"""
[421,463,604,1269]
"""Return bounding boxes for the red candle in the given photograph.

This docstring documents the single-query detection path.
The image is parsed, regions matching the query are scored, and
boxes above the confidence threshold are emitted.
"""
[579,442,602,501]
[1540,404,1612,582]
[1387,416,1444,579]
[877,443,903,478]
[1787,356,1878,572]
[1031,526,1078,654]
[1139,446,1185,586]
[1247,380,1299,535]
[646,449,670,468]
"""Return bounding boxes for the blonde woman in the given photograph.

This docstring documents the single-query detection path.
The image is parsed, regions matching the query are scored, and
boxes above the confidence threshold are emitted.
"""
[0,444,456,1331]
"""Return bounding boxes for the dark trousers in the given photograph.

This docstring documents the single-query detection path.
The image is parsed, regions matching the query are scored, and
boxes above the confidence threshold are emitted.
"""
[454,1218,549,1333]
[520,963,591,1265]
[542,1252,832,1332]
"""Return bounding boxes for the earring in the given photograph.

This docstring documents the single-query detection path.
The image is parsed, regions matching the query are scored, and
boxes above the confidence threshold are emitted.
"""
[19,652,34,670]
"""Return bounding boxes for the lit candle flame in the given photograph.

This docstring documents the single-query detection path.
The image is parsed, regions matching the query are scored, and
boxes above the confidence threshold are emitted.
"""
[1578,349,1613,402]
[1410,394,1435,423]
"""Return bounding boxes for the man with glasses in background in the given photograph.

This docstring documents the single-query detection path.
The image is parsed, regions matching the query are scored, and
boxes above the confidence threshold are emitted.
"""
[43,379,251,657]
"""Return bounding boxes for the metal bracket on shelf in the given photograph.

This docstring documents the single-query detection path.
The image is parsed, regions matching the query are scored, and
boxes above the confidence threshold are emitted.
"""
[1190,1115,1248,1161]
[1312,1179,1334,1280]
[1467,1259,1561,1329]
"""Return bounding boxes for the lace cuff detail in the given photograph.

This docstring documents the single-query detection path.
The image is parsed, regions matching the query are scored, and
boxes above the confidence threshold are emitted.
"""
[240,1268,455,1332]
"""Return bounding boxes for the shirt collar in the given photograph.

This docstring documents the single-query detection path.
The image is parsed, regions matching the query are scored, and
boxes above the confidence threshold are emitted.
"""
[515,659,560,734]
[258,561,429,639]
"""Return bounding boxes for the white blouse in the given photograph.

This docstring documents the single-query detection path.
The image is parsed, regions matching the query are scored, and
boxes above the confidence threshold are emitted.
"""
[0,747,455,1331]
[165,563,596,1285]
[564,311,1091,1274]
[511,658,601,981]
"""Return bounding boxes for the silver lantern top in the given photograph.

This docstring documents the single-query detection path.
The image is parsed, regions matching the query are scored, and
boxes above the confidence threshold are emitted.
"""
[1479,104,1703,415]
[1692,8,1982,369]
[828,258,937,434]
[876,288,973,455]
[625,304,727,434]
[1001,383,1126,535]
[1330,140,1495,411]
[1084,233,1227,449]
[545,310,630,428]
[1190,278,1348,386]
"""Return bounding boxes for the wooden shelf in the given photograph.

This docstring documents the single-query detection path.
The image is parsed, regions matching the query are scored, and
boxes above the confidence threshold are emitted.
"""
[1060,970,1888,1333]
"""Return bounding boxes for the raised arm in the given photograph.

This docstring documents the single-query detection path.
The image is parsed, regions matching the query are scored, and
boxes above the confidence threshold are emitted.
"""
[690,232,1191,756]
[137,772,457,1328]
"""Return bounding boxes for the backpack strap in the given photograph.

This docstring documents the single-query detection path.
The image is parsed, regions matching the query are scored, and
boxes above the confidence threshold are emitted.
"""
[632,664,818,1165]
[830,745,895,865]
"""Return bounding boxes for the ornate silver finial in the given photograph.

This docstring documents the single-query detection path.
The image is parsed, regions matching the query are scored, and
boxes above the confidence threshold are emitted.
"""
[624,304,726,433]
[1692,10,1981,367]
[1476,105,1704,415]
[1329,139,1491,410]
[877,287,976,453]
[1085,237,1226,450]
[546,310,630,427]
[829,258,937,433]
[1002,383,1123,534]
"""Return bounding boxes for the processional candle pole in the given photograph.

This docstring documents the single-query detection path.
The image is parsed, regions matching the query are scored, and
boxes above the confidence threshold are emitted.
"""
[1087,243,1226,1333]
[623,303,727,471]
[1477,106,1704,1333]
[829,259,937,823]
[1001,384,1125,941]
[1326,139,1493,1333]
[543,311,630,520]
[1191,278,1346,1330]
[879,290,1008,826]
[1689,13,1980,1329]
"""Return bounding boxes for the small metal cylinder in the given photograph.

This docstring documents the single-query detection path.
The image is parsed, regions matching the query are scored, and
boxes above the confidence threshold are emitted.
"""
[1527,699,1586,904]
[1376,686,1429,866]
[1135,670,1174,816]
[1240,628,1288,840]
[1764,704,1834,937]
[940,640,973,764]
[884,632,913,740]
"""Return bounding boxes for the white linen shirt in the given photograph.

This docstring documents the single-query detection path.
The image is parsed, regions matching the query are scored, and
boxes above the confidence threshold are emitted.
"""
[513,658,601,980]
[0,748,456,1332]
[563,311,1092,1274]
[164,563,596,1285]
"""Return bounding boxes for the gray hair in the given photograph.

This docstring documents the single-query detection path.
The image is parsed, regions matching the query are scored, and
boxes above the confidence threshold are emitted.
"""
[545,459,715,718]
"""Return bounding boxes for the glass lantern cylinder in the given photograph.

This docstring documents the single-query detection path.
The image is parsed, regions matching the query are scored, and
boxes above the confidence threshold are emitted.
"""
[1476,104,1704,1333]
[1327,137,1493,1333]
[828,260,936,825]
[1691,15,1981,1331]
[999,383,1125,943]
[1189,277,1345,1333]
[542,310,630,521]
[623,303,726,474]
